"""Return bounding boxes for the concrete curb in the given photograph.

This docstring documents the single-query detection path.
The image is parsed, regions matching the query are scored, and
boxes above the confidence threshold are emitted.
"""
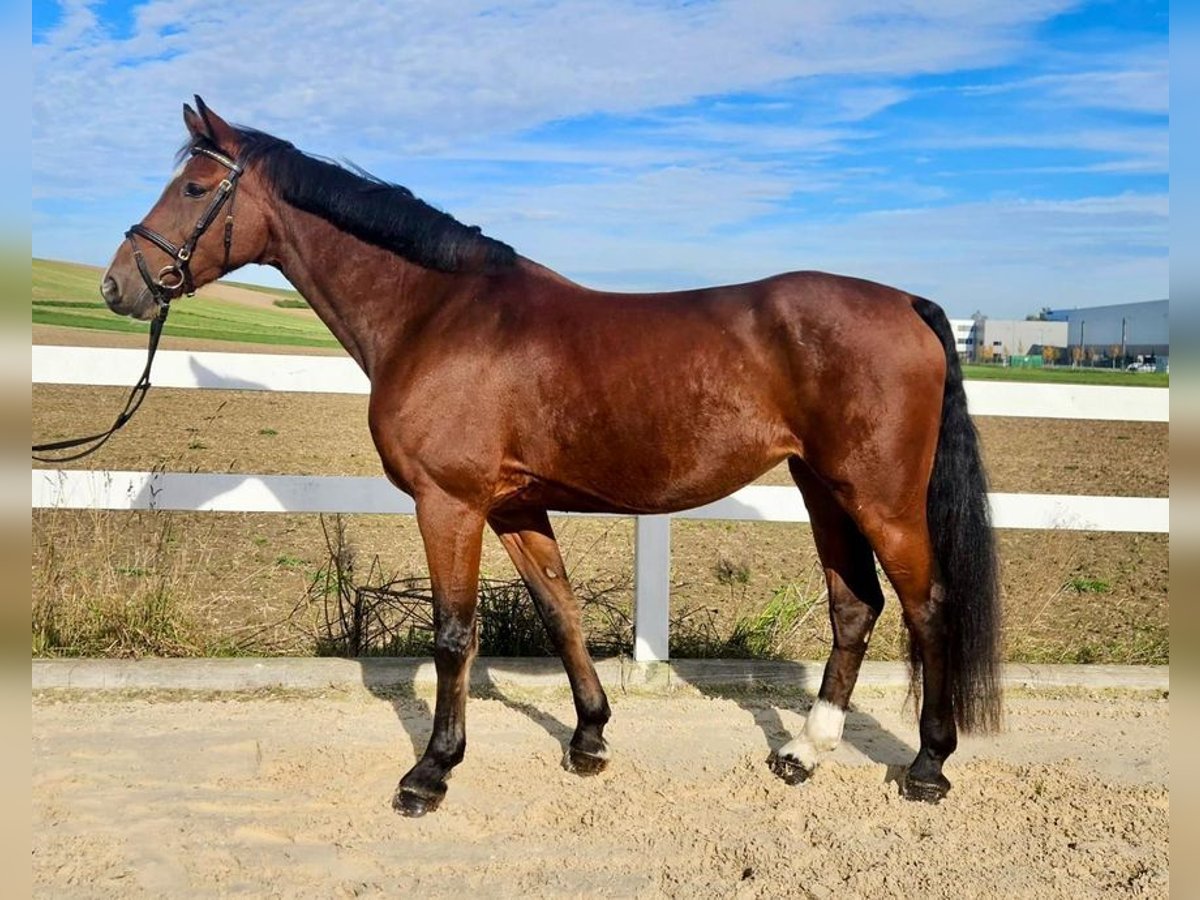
[31,657,1169,694]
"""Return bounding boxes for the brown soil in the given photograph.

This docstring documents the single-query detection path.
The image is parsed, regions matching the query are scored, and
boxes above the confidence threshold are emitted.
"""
[31,386,1170,497]
[31,381,1170,663]
[31,686,1169,898]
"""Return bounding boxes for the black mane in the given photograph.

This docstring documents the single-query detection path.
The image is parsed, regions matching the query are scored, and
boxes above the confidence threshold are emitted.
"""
[185,128,516,274]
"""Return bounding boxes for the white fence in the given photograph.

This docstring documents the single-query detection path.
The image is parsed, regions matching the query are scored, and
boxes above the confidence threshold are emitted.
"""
[32,346,1170,661]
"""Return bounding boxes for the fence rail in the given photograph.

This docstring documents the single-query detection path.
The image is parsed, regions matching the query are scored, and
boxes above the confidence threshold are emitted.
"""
[32,346,1170,661]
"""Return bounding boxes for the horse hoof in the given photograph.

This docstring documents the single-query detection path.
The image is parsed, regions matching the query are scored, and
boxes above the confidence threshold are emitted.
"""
[901,774,951,804]
[565,747,609,776]
[392,787,444,817]
[768,752,813,786]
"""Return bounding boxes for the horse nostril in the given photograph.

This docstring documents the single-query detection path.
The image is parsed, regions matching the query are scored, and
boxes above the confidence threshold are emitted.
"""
[101,276,120,306]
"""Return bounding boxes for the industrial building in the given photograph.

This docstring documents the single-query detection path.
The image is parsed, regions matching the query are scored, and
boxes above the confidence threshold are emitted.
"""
[948,316,1067,363]
[1047,299,1169,367]
[947,299,1167,368]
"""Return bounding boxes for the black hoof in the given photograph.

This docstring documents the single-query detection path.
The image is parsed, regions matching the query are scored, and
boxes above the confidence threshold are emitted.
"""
[767,752,813,786]
[565,746,609,776]
[392,785,445,817]
[901,773,951,804]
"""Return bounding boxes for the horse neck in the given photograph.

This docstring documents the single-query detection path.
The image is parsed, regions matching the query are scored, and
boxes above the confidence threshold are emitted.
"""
[264,206,455,376]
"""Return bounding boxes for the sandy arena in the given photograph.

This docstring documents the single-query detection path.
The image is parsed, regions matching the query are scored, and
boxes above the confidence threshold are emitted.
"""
[33,682,1168,898]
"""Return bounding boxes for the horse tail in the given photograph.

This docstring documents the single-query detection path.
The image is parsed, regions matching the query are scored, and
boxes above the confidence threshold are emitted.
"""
[911,297,1003,733]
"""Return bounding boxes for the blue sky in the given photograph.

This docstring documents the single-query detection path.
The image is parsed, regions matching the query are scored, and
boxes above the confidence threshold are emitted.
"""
[33,0,1168,318]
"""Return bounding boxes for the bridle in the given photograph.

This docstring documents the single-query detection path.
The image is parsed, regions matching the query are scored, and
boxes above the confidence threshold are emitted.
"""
[32,144,245,463]
[126,144,245,308]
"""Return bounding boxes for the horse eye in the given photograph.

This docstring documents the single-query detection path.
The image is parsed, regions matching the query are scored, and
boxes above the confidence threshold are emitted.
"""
[183,182,208,198]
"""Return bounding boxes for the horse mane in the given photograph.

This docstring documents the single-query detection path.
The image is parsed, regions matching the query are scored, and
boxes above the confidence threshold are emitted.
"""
[182,128,517,274]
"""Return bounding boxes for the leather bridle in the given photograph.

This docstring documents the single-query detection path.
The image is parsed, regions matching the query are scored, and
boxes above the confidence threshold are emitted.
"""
[125,144,245,308]
[32,144,245,462]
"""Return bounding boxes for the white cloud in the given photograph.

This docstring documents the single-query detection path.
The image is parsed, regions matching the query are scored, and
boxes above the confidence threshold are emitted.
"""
[33,0,1077,197]
[961,48,1168,115]
[495,191,1167,317]
[32,0,1167,319]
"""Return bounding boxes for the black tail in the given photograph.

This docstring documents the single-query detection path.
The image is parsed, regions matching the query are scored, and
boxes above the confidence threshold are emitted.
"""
[912,297,1002,733]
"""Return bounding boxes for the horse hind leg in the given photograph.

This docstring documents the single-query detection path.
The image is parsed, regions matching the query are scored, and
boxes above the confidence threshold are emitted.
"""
[863,512,958,803]
[490,508,612,774]
[793,467,960,802]
[770,459,885,784]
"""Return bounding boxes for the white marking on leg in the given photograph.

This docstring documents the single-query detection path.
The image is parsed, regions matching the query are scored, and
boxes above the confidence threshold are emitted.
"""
[804,699,846,752]
[776,700,846,771]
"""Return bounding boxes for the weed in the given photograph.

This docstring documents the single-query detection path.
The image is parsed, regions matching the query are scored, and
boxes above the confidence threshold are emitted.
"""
[671,569,824,659]
[1067,576,1111,594]
[303,514,631,657]
[714,557,751,587]
[275,554,306,569]
[258,428,279,436]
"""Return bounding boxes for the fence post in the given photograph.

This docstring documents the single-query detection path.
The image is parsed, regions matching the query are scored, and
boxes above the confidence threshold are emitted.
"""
[633,515,671,662]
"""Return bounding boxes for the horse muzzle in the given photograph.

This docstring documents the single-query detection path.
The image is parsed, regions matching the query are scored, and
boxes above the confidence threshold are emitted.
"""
[100,272,159,320]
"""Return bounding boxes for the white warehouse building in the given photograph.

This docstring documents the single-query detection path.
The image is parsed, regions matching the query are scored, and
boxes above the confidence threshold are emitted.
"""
[947,316,1067,362]
[948,318,978,357]
[1047,299,1169,361]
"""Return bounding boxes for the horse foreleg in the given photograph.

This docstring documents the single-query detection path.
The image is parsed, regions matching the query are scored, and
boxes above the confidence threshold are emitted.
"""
[490,508,612,774]
[394,491,485,817]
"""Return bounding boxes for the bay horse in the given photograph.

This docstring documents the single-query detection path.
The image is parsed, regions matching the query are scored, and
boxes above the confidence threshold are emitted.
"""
[101,98,1001,816]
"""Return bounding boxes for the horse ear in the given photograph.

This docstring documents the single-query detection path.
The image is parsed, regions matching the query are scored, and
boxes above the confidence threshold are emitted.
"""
[193,95,237,149]
[183,102,208,141]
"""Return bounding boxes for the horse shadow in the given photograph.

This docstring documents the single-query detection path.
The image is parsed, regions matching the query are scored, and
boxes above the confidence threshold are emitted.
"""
[353,655,915,785]
[349,484,916,781]
[356,658,577,766]
[671,490,917,776]
[678,659,917,779]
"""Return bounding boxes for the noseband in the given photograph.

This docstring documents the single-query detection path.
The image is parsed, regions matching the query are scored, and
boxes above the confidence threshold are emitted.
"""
[125,145,244,308]
[32,145,245,462]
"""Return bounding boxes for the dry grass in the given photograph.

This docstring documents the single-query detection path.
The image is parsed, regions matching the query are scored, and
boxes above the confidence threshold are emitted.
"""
[33,510,220,657]
[31,385,1168,665]
[31,506,1168,665]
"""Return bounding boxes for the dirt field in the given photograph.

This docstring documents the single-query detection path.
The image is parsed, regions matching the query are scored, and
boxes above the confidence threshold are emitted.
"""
[30,385,1170,497]
[32,382,1170,664]
[32,683,1168,898]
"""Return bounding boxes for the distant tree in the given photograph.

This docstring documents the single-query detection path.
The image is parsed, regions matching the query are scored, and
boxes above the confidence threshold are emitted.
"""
[1042,345,1059,365]
[978,344,994,364]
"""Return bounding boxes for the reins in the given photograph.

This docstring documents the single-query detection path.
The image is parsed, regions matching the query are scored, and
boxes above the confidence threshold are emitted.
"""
[32,303,170,462]
[32,145,244,463]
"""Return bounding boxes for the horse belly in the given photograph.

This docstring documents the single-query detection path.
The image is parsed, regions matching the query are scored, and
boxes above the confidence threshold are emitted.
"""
[514,423,796,516]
